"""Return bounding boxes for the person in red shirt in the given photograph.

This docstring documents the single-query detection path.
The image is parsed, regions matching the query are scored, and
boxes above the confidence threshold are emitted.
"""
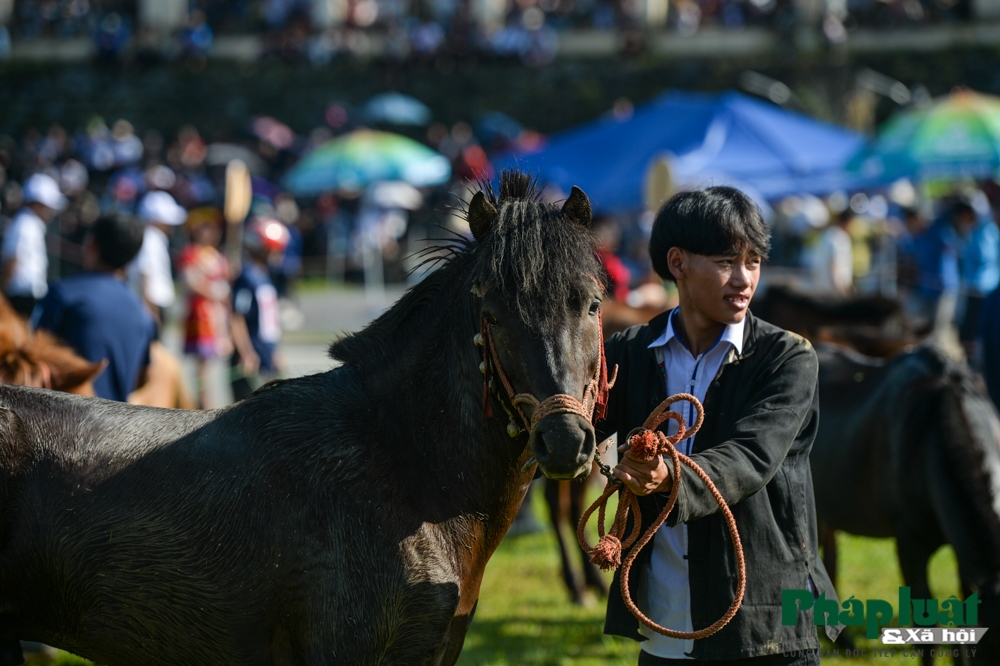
[594,215,632,302]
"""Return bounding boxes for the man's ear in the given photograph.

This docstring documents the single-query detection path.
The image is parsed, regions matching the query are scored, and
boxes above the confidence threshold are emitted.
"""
[666,247,685,281]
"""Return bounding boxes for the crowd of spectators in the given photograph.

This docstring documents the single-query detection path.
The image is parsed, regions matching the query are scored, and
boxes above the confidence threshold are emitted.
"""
[0,96,551,400]
[2,0,977,67]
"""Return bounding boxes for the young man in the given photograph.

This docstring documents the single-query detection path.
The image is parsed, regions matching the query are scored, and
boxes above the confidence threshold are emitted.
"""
[36,214,156,402]
[599,187,839,665]
[230,216,289,402]
[1,173,66,317]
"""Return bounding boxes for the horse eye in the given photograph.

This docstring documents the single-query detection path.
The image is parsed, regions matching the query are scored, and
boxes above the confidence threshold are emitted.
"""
[484,312,499,326]
[588,300,601,316]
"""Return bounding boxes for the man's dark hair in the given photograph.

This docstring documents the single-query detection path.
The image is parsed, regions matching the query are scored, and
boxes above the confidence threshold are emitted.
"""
[91,214,145,270]
[649,186,771,282]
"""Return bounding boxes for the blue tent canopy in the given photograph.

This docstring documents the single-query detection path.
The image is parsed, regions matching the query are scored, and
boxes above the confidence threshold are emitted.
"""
[493,90,871,211]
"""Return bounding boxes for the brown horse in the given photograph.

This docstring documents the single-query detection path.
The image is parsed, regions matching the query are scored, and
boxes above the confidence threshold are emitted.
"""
[0,296,104,395]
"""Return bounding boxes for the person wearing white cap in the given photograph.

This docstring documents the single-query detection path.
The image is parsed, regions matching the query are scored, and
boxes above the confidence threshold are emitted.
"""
[127,190,186,330]
[1,173,67,317]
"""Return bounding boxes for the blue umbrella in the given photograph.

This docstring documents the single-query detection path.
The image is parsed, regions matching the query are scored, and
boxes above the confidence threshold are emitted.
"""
[495,90,871,210]
[363,93,432,126]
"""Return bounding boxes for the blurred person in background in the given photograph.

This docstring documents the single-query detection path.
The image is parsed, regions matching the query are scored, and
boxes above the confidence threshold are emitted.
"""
[230,216,289,402]
[128,190,186,331]
[179,207,231,409]
[35,213,155,402]
[894,205,928,303]
[1,173,65,317]
[803,207,853,295]
[953,194,1000,365]
[594,215,631,302]
[908,200,961,334]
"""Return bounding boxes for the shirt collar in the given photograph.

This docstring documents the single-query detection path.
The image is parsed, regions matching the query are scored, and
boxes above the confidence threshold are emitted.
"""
[647,307,745,356]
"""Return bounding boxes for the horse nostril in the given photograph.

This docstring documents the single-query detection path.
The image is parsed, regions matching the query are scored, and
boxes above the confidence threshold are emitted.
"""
[531,425,552,464]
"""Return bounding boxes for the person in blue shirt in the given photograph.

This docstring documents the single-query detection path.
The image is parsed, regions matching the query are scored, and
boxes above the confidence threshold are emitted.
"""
[35,214,156,402]
[909,206,962,335]
[230,216,290,402]
[953,197,1000,365]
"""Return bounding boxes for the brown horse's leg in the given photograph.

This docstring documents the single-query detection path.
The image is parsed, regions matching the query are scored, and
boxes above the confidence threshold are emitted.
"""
[543,479,585,604]
[571,475,608,597]
[897,535,936,666]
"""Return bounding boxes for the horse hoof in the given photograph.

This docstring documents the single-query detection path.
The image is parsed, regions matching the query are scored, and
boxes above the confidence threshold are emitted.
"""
[0,639,24,666]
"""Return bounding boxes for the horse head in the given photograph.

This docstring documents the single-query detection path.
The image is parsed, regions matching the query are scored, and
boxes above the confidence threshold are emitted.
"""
[466,172,605,480]
[0,297,105,394]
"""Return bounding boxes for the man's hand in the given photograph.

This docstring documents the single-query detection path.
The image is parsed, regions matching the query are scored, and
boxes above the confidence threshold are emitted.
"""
[613,444,673,496]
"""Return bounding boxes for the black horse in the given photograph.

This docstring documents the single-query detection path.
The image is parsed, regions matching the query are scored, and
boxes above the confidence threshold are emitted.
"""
[812,344,1000,664]
[753,284,930,358]
[0,171,608,666]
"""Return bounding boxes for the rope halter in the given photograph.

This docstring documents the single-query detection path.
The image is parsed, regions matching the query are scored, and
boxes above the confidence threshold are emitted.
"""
[477,310,617,467]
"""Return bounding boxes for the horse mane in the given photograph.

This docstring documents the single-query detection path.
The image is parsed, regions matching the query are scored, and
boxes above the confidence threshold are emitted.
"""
[329,170,604,368]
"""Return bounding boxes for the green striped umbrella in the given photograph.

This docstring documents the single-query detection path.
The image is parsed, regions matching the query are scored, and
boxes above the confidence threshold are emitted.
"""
[848,89,1000,182]
[282,129,451,195]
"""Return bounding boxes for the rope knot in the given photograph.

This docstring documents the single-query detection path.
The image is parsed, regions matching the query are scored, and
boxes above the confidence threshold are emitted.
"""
[628,429,663,462]
[591,534,622,572]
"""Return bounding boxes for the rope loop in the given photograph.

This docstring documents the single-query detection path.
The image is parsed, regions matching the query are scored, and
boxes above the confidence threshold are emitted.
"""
[576,394,746,640]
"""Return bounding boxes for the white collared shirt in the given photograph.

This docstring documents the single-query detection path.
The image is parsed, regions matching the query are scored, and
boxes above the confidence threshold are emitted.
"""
[639,308,744,659]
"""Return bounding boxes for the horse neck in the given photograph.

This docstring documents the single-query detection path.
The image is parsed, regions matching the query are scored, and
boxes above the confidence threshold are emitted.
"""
[365,283,532,526]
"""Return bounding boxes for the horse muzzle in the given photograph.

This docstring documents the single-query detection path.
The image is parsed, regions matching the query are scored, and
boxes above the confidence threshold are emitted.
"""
[529,413,596,480]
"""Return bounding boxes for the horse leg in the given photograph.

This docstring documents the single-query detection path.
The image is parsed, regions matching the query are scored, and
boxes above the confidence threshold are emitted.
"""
[897,535,936,666]
[543,479,584,605]
[570,476,607,597]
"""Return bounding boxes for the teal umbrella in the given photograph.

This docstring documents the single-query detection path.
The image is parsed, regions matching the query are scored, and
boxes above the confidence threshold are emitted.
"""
[848,89,1000,182]
[282,129,451,195]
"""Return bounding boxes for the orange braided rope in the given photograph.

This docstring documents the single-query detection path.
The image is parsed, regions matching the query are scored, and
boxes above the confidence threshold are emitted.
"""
[577,394,746,640]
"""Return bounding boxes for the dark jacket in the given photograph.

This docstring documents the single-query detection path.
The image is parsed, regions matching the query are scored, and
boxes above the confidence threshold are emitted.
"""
[598,310,841,659]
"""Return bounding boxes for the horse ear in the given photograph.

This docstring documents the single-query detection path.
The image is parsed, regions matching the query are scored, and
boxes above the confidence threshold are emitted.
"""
[562,186,592,229]
[467,191,498,242]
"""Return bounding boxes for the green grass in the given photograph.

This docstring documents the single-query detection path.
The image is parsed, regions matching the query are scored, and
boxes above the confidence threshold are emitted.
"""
[41,489,964,665]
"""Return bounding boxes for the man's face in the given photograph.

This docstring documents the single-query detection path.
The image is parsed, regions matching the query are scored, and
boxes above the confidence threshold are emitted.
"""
[671,248,761,325]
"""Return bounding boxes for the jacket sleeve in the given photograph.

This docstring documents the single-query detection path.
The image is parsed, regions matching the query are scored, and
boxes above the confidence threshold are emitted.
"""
[666,336,819,526]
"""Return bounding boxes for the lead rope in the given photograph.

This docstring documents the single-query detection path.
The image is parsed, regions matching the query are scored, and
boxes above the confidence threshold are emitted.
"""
[577,394,746,640]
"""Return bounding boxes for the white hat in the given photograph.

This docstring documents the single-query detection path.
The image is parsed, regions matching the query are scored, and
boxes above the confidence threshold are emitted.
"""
[23,173,68,211]
[138,191,186,226]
